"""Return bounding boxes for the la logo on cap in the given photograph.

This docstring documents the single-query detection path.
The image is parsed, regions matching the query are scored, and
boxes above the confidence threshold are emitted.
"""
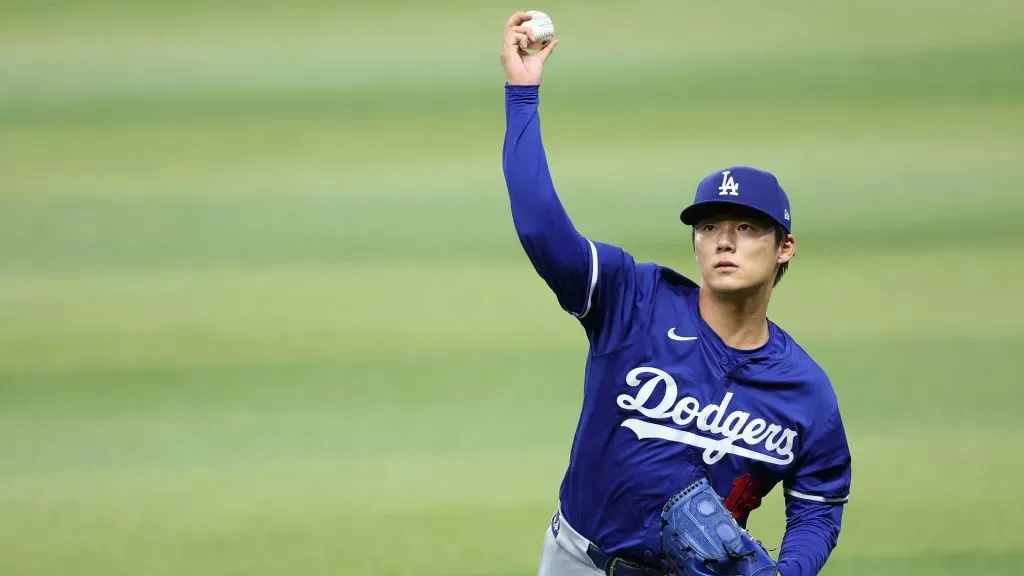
[718,170,739,196]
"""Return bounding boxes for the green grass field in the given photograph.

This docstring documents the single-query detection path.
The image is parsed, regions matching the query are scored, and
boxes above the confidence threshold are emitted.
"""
[2,0,1023,574]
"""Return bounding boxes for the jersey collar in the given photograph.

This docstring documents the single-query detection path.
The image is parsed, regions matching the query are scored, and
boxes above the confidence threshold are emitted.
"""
[687,290,791,376]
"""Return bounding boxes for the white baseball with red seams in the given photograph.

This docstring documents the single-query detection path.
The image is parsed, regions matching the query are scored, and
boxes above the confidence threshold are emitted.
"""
[523,10,555,50]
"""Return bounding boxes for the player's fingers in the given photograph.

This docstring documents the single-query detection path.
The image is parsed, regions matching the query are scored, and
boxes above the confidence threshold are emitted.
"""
[510,25,535,42]
[536,39,559,61]
[511,31,529,52]
[501,30,525,56]
[501,32,529,54]
[505,27,534,51]
[505,10,533,28]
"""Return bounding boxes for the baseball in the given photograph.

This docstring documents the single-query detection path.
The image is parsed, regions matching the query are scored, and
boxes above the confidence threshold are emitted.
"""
[523,10,555,51]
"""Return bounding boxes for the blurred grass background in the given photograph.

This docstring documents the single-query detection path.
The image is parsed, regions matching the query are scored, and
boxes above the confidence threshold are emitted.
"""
[1,0,1023,574]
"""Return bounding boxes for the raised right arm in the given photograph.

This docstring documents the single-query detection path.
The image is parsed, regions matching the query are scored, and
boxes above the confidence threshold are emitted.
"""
[502,84,597,318]
[499,12,647,352]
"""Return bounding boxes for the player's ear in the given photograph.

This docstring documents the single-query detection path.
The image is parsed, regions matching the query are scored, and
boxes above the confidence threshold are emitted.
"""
[777,232,796,264]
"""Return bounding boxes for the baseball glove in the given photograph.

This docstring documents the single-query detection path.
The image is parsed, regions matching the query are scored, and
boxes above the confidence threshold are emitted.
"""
[660,477,778,576]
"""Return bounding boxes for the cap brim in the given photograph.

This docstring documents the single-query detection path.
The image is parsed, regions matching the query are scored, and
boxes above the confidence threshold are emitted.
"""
[680,200,789,231]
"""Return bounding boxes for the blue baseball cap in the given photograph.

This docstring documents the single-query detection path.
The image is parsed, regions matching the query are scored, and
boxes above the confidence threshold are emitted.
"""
[679,166,792,232]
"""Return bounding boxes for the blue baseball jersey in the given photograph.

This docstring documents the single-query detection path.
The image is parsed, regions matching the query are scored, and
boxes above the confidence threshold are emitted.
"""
[502,84,852,576]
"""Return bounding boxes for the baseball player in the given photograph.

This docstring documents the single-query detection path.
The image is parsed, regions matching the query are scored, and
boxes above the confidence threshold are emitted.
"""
[500,12,852,576]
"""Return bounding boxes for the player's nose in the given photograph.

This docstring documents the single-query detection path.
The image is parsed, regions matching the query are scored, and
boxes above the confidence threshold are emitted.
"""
[715,232,736,252]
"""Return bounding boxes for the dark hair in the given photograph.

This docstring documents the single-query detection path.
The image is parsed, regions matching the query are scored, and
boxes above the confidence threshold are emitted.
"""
[690,224,790,287]
[772,225,789,286]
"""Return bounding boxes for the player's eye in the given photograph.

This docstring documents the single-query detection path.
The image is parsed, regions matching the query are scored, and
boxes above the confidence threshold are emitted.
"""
[738,223,751,231]
[702,224,715,232]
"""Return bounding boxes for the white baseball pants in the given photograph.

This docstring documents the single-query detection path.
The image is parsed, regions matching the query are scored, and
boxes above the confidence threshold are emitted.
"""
[536,507,605,576]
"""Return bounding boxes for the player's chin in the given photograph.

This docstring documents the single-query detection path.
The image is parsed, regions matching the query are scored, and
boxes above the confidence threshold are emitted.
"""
[704,272,759,294]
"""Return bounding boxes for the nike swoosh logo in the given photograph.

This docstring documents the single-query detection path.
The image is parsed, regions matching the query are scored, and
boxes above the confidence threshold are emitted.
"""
[667,328,698,342]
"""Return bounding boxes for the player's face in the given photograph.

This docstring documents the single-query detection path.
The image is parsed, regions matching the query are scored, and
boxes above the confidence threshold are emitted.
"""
[692,209,795,295]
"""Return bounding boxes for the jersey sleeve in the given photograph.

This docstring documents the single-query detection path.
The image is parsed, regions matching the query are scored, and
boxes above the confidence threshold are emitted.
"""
[785,408,852,507]
[776,408,852,576]
[502,84,648,355]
